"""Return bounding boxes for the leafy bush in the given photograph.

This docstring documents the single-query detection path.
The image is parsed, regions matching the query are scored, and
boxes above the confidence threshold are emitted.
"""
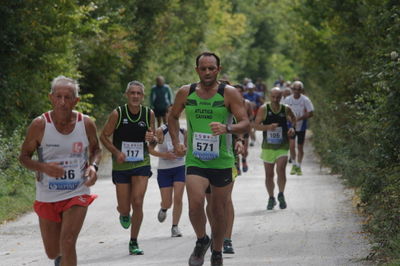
[0,126,35,222]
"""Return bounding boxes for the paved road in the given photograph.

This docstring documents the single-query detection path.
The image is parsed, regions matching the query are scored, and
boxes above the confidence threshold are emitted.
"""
[0,131,371,266]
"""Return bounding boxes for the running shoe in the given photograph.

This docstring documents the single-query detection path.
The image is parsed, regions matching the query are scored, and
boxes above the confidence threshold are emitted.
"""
[297,167,303,176]
[157,208,167,223]
[223,238,235,254]
[54,256,61,266]
[129,241,144,255]
[277,193,287,209]
[290,165,297,175]
[242,161,248,172]
[211,252,223,266]
[267,197,277,210]
[119,215,131,229]
[188,235,211,266]
[171,226,182,237]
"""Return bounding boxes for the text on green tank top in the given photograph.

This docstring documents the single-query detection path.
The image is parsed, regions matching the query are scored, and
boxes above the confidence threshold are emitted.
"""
[262,103,289,150]
[185,86,234,169]
[112,104,151,171]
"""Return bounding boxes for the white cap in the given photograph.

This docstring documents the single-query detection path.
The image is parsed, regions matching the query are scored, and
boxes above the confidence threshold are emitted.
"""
[246,82,255,89]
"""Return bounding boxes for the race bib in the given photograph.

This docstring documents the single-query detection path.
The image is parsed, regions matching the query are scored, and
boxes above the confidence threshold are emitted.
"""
[192,132,219,161]
[122,141,144,162]
[267,127,283,144]
[47,158,82,191]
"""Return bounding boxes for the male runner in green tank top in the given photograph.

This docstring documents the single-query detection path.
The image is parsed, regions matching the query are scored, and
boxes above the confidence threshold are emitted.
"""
[169,52,250,266]
[254,87,296,210]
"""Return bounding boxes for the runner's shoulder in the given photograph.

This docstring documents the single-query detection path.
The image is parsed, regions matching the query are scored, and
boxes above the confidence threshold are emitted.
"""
[30,115,46,131]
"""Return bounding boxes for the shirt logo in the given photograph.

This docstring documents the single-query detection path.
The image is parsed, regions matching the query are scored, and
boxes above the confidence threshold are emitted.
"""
[72,142,83,153]
[138,121,146,128]
[123,118,128,124]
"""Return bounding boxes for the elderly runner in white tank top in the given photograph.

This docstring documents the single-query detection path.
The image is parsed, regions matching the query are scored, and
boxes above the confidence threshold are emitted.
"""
[19,76,101,266]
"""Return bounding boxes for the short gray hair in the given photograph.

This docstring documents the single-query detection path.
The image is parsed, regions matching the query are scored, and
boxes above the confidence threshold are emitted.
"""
[292,81,304,89]
[50,76,80,97]
[125,80,145,93]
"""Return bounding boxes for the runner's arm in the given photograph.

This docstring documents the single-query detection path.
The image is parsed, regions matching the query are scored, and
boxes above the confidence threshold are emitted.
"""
[225,86,250,134]
[100,110,121,157]
[253,105,278,131]
[19,117,64,177]
[168,86,189,156]
[84,116,101,186]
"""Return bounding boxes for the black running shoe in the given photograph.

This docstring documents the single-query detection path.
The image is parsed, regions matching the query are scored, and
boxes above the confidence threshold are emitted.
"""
[211,252,223,266]
[278,193,287,209]
[189,235,211,266]
[223,239,235,254]
[267,197,277,210]
[54,256,61,266]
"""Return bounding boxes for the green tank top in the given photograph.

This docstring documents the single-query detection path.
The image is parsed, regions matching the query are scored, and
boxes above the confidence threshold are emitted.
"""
[185,83,234,169]
[262,103,289,150]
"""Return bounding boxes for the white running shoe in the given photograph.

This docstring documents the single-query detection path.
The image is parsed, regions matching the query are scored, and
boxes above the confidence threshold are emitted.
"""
[157,208,167,223]
[171,226,182,237]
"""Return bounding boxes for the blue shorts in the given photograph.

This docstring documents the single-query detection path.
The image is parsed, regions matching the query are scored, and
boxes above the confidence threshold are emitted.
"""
[112,166,152,184]
[157,166,186,188]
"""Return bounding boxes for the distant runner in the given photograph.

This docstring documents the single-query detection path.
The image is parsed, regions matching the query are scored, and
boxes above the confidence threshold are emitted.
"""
[283,81,314,175]
[254,87,296,210]
[148,105,186,237]
[150,76,173,127]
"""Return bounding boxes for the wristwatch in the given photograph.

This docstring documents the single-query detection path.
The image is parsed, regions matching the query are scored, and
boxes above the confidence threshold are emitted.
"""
[226,124,232,133]
[90,162,99,172]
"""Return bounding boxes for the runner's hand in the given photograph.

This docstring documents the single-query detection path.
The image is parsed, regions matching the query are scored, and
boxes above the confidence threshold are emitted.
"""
[145,130,155,142]
[288,128,295,137]
[163,151,178,160]
[173,143,187,157]
[235,141,244,155]
[116,151,126,164]
[209,122,226,136]
[84,165,97,187]
[42,162,64,178]
[269,123,279,130]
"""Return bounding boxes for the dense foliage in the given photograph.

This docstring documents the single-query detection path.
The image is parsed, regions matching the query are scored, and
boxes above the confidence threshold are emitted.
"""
[1,0,399,262]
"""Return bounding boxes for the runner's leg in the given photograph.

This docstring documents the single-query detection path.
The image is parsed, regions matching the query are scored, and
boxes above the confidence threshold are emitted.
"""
[38,217,61,259]
[59,205,88,266]
[276,156,288,192]
[264,162,275,197]
[186,175,209,238]
[130,175,149,239]
[116,183,131,217]
[172,181,185,226]
[210,183,233,252]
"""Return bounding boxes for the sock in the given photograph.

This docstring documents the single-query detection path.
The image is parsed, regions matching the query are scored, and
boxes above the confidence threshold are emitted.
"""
[130,238,137,243]
[269,196,275,200]
[212,250,222,256]
[278,192,284,197]
[197,235,209,244]
[172,224,177,228]
[161,208,167,212]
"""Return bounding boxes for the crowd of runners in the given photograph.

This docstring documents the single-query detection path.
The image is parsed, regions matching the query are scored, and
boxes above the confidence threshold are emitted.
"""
[19,52,314,266]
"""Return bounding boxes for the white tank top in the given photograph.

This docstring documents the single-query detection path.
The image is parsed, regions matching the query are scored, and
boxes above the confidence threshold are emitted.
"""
[36,111,90,202]
[157,125,185,169]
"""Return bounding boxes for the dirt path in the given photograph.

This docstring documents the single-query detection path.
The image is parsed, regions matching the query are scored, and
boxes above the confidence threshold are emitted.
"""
[0,131,371,266]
